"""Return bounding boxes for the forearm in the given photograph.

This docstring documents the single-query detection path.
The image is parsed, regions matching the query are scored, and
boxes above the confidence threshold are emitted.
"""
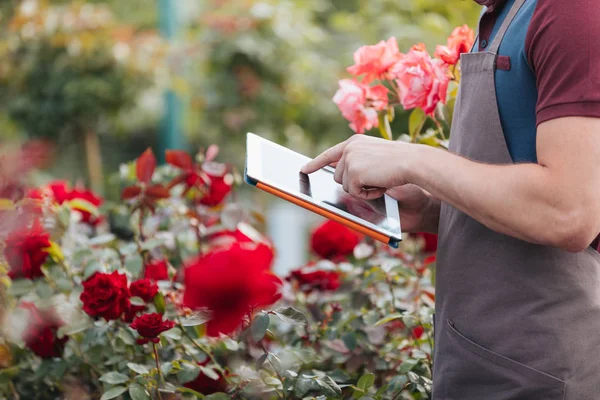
[408,145,597,251]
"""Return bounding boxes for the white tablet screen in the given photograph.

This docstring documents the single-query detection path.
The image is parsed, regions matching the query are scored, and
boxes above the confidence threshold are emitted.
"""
[246,133,401,240]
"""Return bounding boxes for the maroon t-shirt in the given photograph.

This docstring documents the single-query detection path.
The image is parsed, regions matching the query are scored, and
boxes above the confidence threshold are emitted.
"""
[472,0,600,162]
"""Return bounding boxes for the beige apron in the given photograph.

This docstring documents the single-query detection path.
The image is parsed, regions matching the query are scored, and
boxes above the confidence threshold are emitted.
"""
[432,0,600,398]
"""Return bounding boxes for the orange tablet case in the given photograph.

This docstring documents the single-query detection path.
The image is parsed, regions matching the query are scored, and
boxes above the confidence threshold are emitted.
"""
[247,177,398,248]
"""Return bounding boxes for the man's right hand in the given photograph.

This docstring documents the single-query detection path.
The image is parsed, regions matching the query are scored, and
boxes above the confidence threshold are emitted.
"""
[386,184,440,234]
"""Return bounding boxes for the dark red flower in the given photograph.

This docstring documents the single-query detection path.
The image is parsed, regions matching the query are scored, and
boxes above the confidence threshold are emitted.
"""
[130,279,159,303]
[66,188,103,226]
[28,180,103,226]
[413,232,438,253]
[184,361,228,395]
[80,272,130,321]
[183,242,282,337]
[4,220,50,280]
[412,326,425,339]
[199,173,232,207]
[123,303,146,323]
[130,313,175,344]
[310,220,362,260]
[21,302,68,359]
[288,265,341,293]
[144,259,169,281]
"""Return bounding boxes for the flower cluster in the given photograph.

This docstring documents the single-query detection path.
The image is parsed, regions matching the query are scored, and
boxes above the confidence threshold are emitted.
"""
[335,26,474,136]
[1,144,436,400]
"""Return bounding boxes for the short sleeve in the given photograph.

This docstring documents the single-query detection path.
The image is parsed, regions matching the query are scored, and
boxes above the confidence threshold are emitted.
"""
[525,0,600,126]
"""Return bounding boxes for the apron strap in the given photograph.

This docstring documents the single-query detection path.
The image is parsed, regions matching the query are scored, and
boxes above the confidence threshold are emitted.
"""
[487,0,528,55]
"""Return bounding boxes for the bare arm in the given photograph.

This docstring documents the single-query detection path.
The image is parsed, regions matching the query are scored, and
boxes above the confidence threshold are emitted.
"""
[303,117,600,251]
[408,117,600,251]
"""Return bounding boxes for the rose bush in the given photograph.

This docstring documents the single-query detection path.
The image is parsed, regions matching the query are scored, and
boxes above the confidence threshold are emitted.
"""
[0,26,472,400]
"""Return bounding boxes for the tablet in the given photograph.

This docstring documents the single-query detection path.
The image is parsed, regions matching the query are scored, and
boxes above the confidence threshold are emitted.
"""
[244,133,402,247]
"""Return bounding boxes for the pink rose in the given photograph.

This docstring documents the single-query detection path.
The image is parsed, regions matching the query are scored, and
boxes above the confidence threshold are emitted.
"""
[333,79,389,134]
[392,48,449,116]
[347,37,402,83]
[435,25,475,66]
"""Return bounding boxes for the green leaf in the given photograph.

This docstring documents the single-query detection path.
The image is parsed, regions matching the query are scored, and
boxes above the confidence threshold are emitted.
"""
[67,199,99,217]
[342,332,357,351]
[35,281,53,299]
[256,353,268,370]
[204,394,230,400]
[154,292,166,315]
[7,279,34,296]
[294,377,319,398]
[316,376,342,398]
[177,363,201,384]
[399,359,419,374]
[128,363,151,375]
[199,366,219,381]
[409,108,427,139]
[357,373,375,392]
[273,307,308,326]
[99,371,129,385]
[100,386,127,400]
[141,238,164,251]
[125,255,143,277]
[250,312,270,342]
[89,234,116,246]
[129,296,145,306]
[180,311,211,326]
[177,387,205,398]
[83,261,104,280]
[162,328,181,340]
[161,361,174,376]
[264,376,281,386]
[374,314,404,327]
[129,384,151,400]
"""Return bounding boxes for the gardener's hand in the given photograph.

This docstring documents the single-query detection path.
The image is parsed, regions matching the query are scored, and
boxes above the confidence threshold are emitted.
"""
[301,135,418,200]
[386,185,440,233]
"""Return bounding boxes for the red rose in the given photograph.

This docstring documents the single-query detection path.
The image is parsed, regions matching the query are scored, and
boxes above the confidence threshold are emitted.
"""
[80,272,130,321]
[4,220,50,280]
[288,265,341,293]
[123,303,146,323]
[143,259,170,281]
[130,279,159,302]
[21,302,68,359]
[185,361,228,395]
[199,173,232,207]
[183,242,282,337]
[310,220,362,260]
[66,187,103,225]
[412,326,425,339]
[28,181,103,226]
[130,313,175,344]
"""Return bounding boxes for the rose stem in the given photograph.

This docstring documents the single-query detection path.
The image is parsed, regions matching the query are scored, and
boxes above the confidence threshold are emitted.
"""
[176,321,232,384]
[152,342,165,400]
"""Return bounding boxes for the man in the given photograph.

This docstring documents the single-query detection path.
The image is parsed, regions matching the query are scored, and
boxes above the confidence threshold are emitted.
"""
[302,0,600,398]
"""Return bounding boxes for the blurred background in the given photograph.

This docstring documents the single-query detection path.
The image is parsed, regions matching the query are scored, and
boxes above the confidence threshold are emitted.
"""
[0,0,479,273]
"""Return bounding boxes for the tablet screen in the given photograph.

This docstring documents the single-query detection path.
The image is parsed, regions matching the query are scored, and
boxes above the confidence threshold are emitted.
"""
[246,133,401,239]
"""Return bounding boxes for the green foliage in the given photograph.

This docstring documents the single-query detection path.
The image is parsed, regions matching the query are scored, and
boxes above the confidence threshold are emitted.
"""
[182,0,480,163]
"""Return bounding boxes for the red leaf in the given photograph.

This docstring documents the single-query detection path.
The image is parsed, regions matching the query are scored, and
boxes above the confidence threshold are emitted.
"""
[122,185,142,200]
[165,150,193,170]
[136,148,156,184]
[145,184,171,200]
[205,145,219,162]
[167,174,188,190]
